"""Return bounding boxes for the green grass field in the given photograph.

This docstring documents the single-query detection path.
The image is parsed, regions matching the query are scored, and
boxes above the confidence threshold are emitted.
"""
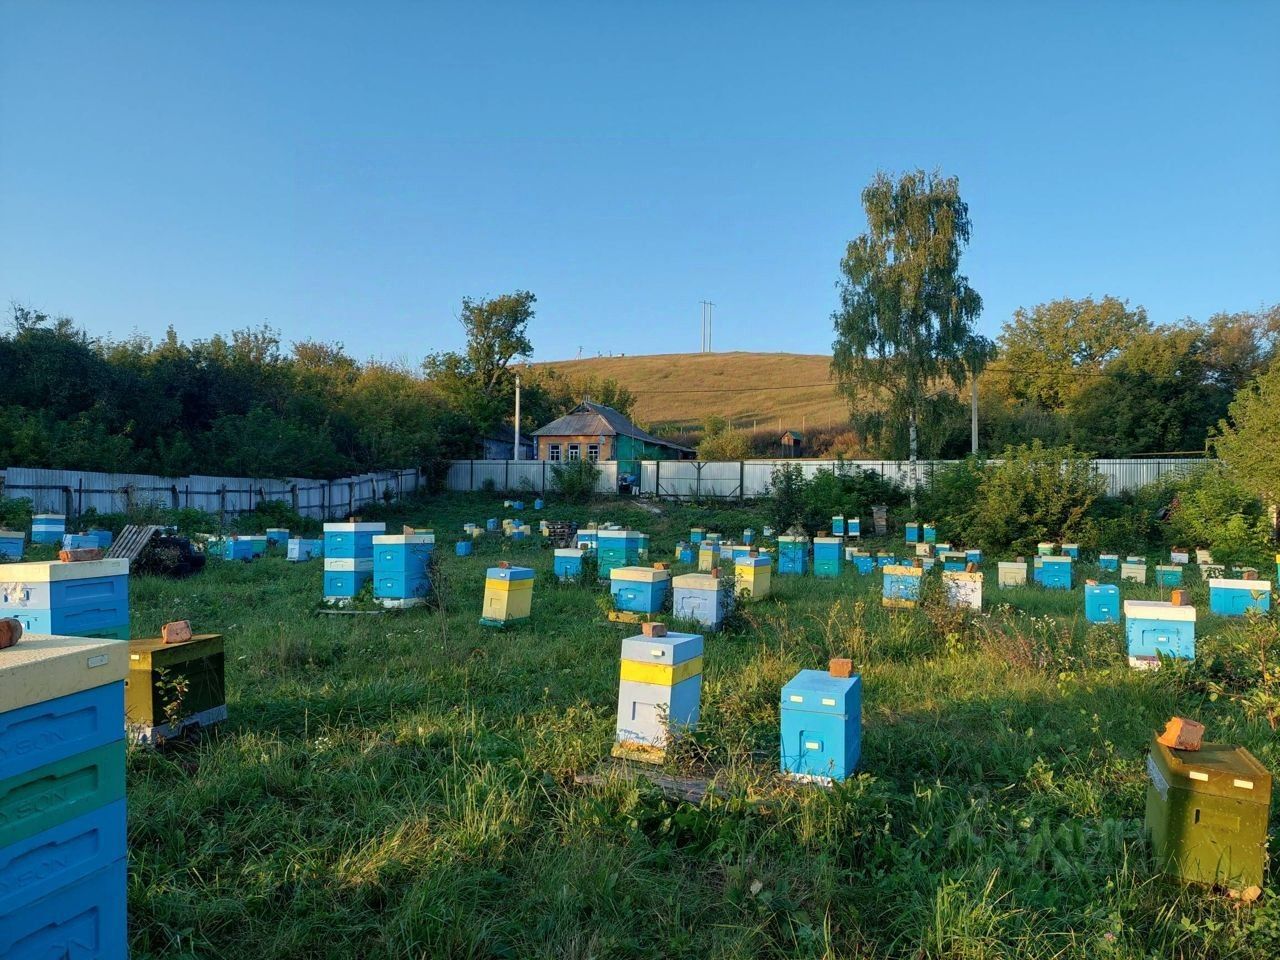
[119,493,1280,959]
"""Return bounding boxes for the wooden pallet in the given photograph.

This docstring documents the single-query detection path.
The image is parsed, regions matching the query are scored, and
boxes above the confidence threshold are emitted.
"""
[104,524,164,563]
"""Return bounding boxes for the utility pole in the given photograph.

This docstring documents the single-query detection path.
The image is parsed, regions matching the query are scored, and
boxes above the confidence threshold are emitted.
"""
[700,300,715,352]
[970,375,978,456]
[513,375,522,461]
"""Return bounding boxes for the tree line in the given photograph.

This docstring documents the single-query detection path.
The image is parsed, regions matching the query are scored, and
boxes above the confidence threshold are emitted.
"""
[0,298,634,479]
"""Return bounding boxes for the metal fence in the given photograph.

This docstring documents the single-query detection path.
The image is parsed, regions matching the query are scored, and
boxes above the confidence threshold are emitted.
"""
[443,457,1203,498]
[0,466,422,520]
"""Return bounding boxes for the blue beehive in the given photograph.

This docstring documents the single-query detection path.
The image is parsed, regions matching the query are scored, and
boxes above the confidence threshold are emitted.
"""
[60,533,99,551]
[1040,556,1072,590]
[743,528,755,545]
[611,566,672,614]
[455,540,473,557]
[1126,599,1196,669]
[373,532,434,608]
[923,523,937,544]
[534,498,544,510]
[848,517,861,538]
[287,537,323,562]
[941,551,967,572]
[0,633,129,960]
[1155,564,1183,588]
[849,552,875,575]
[30,514,65,544]
[0,559,130,640]
[831,516,846,537]
[675,541,694,564]
[875,553,896,568]
[576,528,599,551]
[672,572,732,630]
[554,547,584,581]
[486,518,499,533]
[1085,584,1120,623]
[1099,554,1119,571]
[882,564,923,608]
[513,500,524,511]
[1061,543,1080,559]
[323,521,385,603]
[85,529,113,550]
[266,527,290,547]
[217,535,267,561]
[905,522,921,544]
[780,663,861,784]
[1209,578,1272,617]
[965,549,982,565]
[777,535,809,576]
[813,537,842,578]
[613,630,703,762]
[0,530,22,560]
[690,528,705,544]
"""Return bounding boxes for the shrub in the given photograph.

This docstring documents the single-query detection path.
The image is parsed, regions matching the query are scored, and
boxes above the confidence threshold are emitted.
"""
[766,464,906,536]
[1166,463,1270,565]
[766,463,808,534]
[696,429,751,461]
[0,496,33,532]
[550,459,601,503]
[917,458,985,541]
[965,441,1106,553]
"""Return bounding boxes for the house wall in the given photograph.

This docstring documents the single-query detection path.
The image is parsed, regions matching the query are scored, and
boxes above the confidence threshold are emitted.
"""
[537,435,615,462]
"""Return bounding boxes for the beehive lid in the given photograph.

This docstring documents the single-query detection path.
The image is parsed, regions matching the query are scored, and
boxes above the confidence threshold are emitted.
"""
[598,529,629,540]
[942,571,982,582]
[1086,583,1118,593]
[610,566,671,583]
[673,573,724,590]
[883,565,922,577]
[486,566,535,581]
[735,555,771,568]
[1042,556,1072,565]
[814,536,842,545]
[1149,738,1272,806]
[554,548,584,558]
[0,633,129,712]
[1155,564,1181,572]
[372,533,436,544]
[781,668,859,713]
[323,521,387,532]
[128,634,224,669]
[0,558,129,582]
[777,535,809,543]
[1124,599,1196,621]
[997,561,1025,569]
[1209,578,1273,591]
[1100,553,1119,560]
[621,631,703,665]
[33,514,65,520]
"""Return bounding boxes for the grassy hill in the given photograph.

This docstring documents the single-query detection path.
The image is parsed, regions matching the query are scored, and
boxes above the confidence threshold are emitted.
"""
[533,351,850,432]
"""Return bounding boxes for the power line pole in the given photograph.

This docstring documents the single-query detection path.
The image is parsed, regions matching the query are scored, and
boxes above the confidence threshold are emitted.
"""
[513,375,522,462]
[700,300,715,352]
[970,376,978,455]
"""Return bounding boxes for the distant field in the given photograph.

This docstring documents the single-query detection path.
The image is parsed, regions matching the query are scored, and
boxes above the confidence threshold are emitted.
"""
[533,351,851,431]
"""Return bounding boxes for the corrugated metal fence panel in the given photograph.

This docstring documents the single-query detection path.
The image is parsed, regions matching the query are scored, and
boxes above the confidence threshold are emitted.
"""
[1,466,420,520]
[444,457,1205,498]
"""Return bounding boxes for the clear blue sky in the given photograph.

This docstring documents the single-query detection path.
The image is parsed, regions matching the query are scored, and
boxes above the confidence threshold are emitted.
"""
[2,2,1277,365]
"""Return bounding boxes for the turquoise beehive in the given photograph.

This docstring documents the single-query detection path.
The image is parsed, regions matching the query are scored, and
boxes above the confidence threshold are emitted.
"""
[373,532,434,608]
[780,665,861,784]
[30,514,65,544]
[1208,578,1271,617]
[813,536,842,578]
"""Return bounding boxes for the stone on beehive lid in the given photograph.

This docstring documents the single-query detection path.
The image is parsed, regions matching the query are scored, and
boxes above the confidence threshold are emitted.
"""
[0,617,21,649]
[161,619,193,645]
[1157,716,1205,752]
[829,657,853,679]
[641,622,667,638]
[59,547,103,562]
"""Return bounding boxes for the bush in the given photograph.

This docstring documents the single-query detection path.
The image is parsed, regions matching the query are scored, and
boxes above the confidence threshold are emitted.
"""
[766,463,808,534]
[550,459,601,503]
[0,496,33,532]
[1166,463,1271,565]
[696,429,751,461]
[767,464,906,536]
[964,441,1106,553]
[916,458,985,540]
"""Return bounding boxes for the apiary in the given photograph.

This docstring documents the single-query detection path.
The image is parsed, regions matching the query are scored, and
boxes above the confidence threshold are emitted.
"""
[373,533,434,608]
[0,530,24,560]
[1084,583,1120,623]
[0,559,130,640]
[780,661,861,784]
[1099,554,1119,571]
[672,572,732,630]
[1126,599,1196,669]
[1121,560,1147,584]
[1208,578,1272,617]
[554,547,584,581]
[813,537,842,578]
[1146,737,1271,894]
[612,628,703,763]
[480,564,534,627]
[287,538,323,562]
[1040,556,1072,590]
[882,564,923,609]
[30,513,65,545]
[610,565,672,615]
[943,570,982,610]
[125,632,225,743]
[777,535,809,576]
[735,554,772,599]
[1155,564,1183,588]
[0,632,128,958]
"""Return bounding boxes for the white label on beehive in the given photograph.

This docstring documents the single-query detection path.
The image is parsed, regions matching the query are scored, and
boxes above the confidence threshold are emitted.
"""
[1233,779,1254,790]
[789,695,804,703]
[805,741,821,751]
[650,649,665,658]
[87,654,110,668]
[821,697,836,706]
[1189,771,1208,782]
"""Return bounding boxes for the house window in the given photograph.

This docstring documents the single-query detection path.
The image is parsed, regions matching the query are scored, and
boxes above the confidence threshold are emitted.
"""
[587,443,600,462]
[548,444,561,462]
[568,443,581,461]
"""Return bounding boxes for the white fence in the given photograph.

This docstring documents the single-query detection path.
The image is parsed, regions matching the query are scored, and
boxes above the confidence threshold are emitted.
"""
[0,466,422,520]
[443,457,1203,498]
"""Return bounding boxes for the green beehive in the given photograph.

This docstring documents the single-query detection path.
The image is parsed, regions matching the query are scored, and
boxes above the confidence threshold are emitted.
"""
[1145,737,1272,894]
